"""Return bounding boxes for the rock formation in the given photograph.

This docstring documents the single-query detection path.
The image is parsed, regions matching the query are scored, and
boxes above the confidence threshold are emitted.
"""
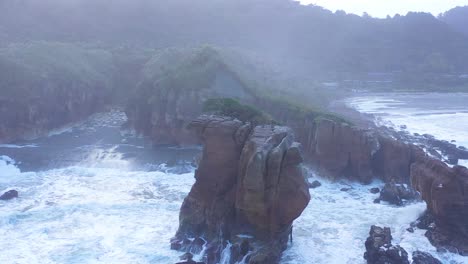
[363,225,443,264]
[364,225,409,264]
[412,251,442,264]
[125,47,255,146]
[376,182,420,206]
[410,158,468,255]
[171,115,310,264]
[307,119,379,183]
[0,190,18,200]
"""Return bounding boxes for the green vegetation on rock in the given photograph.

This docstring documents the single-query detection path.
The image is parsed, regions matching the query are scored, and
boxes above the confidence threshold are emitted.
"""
[203,98,274,125]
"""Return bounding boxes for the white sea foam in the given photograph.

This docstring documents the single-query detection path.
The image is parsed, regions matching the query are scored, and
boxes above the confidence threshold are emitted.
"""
[0,144,38,149]
[0,157,195,264]
[281,179,467,264]
[0,155,22,180]
[345,93,468,148]
[459,160,468,168]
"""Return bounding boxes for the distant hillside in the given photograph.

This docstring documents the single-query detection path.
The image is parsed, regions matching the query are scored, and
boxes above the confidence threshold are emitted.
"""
[440,6,468,37]
[1,0,468,83]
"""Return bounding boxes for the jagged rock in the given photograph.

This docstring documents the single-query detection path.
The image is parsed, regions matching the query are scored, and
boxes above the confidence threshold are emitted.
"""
[308,180,321,189]
[411,158,468,255]
[370,187,380,194]
[411,251,442,264]
[415,211,436,230]
[173,115,310,264]
[364,225,410,264]
[379,183,419,206]
[0,190,18,200]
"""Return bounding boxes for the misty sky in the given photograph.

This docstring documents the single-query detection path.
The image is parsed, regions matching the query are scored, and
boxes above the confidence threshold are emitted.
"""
[299,0,468,17]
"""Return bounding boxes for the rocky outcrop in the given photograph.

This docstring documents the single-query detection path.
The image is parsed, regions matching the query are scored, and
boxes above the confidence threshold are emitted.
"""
[363,225,443,264]
[0,190,18,200]
[364,225,409,264]
[410,158,468,255]
[172,115,310,264]
[376,182,420,206]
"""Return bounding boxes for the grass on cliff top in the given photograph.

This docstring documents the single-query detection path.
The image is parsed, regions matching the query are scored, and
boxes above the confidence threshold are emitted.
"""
[203,98,276,125]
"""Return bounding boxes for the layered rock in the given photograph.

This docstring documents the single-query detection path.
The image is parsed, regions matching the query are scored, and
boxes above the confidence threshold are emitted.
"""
[172,115,310,264]
[410,158,468,255]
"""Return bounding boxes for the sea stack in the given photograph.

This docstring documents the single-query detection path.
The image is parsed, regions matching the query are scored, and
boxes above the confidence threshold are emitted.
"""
[171,115,311,264]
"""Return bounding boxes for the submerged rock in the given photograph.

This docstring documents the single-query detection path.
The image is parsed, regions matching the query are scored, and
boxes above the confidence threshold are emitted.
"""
[0,190,18,200]
[363,225,409,264]
[172,115,310,264]
[369,187,380,194]
[308,180,322,189]
[411,251,442,264]
[378,183,419,206]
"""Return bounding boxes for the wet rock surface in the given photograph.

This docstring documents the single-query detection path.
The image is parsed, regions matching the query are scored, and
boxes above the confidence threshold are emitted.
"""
[411,159,468,256]
[411,251,442,264]
[172,115,310,264]
[308,180,322,189]
[378,183,420,206]
[364,225,409,264]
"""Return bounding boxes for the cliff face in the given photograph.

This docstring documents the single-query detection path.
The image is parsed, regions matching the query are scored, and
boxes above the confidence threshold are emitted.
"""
[0,42,114,143]
[0,85,108,143]
[125,47,254,145]
[411,158,468,255]
[173,115,310,264]
[125,46,467,187]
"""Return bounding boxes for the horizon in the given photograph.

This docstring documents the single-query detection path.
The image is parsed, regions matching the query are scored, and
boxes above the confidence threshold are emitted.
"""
[298,0,468,18]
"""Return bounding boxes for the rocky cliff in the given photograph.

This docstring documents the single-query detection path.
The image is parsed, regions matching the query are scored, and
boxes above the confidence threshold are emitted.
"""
[0,42,114,143]
[411,158,468,255]
[125,46,443,185]
[125,47,255,145]
[172,115,310,264]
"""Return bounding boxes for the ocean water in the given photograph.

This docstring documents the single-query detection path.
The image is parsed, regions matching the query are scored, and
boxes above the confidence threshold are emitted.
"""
[344,93,468,150]
[1,111,467,264]
[281,177,467,264]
